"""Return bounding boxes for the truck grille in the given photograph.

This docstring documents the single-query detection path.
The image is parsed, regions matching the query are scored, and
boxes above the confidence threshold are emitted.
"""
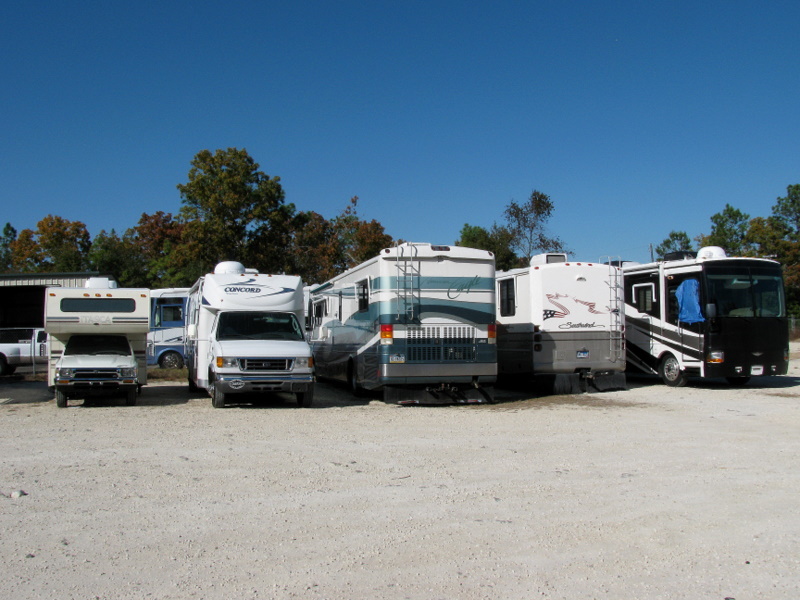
[240,358,293,371]
[406,325,477,362]
[74,369,120,380]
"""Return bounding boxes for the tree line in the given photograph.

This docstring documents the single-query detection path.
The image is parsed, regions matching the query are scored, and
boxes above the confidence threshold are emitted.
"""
[1,147,797,314]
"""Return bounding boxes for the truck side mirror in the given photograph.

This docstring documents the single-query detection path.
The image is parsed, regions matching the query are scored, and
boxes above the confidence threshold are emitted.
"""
[705,303,717,319]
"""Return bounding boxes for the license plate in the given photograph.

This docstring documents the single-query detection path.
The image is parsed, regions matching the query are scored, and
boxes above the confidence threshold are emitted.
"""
[576,350,589,359]
[751,365,763,376]
[389,354,406,364]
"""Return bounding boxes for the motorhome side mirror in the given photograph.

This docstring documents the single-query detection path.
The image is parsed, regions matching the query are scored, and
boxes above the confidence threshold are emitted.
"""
[187,324,197,338]
[705,304,717,319]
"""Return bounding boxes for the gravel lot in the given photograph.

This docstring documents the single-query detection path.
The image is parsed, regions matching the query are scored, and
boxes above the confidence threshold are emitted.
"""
[2,357,799,600]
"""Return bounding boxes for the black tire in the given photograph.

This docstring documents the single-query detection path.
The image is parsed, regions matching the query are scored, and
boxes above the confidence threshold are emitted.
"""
[726,376,751,386]
[0,355,11,376]
[158,351,184,370]
[56,389,68,408]
[296,387,314,408]
[659,353,688,387]
[211,381,226,408]
[125,387,137,406]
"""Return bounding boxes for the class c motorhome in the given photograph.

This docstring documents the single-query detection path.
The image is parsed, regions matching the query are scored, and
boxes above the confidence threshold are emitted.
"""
[184,262,315,408]
[622,246,789,386]
[44,278,150,408]
[308,243,497,404]
[495,253,626,393]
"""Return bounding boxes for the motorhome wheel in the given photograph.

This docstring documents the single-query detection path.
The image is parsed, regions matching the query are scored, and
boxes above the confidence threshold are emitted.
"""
[659,354,688,387]
[296,388,314,408]
[159,351,184,370]
[55,389,68,408]
[348,360,364,397]
[211,382,226,408]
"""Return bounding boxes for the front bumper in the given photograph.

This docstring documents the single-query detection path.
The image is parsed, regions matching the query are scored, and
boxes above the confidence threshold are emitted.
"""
[55,378,138,396]
[214,374,315,394]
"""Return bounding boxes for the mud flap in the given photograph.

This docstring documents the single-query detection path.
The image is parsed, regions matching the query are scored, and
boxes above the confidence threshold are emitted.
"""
[589,371,627,392]
[385,384,495,406]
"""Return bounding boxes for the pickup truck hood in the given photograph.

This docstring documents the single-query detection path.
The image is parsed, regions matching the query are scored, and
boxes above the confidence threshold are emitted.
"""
[215,339,311,358]
[58,354,137,369]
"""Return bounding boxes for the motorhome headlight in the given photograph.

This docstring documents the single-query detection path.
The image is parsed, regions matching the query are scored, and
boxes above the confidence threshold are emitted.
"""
[216,357,238,368]
[119,367,137,378]
[294,356,314,369]
[56,367,75,379]
[707,351,724,364]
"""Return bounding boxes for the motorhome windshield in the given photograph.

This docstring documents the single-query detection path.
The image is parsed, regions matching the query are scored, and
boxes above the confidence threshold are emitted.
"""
[216,312,304,341]
[64,335,132,356]
[705,264,786,318]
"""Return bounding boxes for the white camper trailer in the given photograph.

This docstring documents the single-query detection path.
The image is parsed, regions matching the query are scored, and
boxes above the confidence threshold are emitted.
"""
[44,278,150,408]
[184,262,314,408]
[495,253,625,393]
[308,243,497,404]
[623,247,788,386]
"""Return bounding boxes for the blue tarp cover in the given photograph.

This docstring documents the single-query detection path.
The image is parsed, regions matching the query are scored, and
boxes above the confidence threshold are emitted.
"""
[676,279,705,324]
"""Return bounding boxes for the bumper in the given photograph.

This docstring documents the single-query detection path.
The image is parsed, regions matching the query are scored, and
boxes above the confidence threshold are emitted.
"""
[214,374,315,394]
[380,362,496,385]
[55,379,138,396]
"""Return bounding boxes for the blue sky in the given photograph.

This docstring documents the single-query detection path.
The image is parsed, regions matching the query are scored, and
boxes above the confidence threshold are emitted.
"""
[2,1,798,264]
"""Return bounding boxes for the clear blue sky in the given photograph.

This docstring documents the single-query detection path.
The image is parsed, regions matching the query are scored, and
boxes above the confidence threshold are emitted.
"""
[2,1,798,264]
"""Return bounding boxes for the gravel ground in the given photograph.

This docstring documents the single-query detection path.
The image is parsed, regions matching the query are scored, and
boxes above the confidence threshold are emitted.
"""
[1,357,799,600]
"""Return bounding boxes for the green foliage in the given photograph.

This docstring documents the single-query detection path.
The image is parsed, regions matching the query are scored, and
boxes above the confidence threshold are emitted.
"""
[655,230,693,258]
[0,223,16,272]
[456,223,518,271]
[504,190,568,260]
[696,204,751,256]
[9,215,90,272]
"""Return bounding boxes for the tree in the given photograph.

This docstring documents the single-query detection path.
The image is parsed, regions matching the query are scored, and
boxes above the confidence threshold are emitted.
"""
[655,230,693,258]
[0,223,17,272]
[503,190,567,260]
[87,229,147,287]
[696,204,751,256]
[331,197,393,268]
[9,215,90,272]
[772,184,800,241]
[456,223,518,270]
[177,148,295,273]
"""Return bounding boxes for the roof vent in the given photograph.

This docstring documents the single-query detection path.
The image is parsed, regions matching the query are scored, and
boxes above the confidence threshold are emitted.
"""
[214,261,246,275]
[696,246,727,260]
[530,253,568,266]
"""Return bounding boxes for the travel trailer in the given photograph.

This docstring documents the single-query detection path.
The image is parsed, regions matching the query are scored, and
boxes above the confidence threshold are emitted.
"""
[184,262,314,408]
[622,246,788,386]
[495,253,625,393]
[44,278,150,407]
[147,288,189,368]
[308,243,497,404]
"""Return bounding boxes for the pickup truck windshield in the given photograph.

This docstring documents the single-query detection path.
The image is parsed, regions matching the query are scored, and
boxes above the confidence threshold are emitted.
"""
[217,311,304,341]
[64,335,132,356]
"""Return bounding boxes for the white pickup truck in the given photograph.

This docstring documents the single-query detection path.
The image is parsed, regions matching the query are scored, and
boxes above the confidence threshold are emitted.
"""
[0,328,47,376]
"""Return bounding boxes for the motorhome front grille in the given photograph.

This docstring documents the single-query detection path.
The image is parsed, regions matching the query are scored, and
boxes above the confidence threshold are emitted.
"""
[240,358,293,371]
[74,369,120,380]
[405,325,477,362]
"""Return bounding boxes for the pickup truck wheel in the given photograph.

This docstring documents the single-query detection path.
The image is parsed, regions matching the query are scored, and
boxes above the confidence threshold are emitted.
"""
[55,389,68,408]
[0,355,12,376]
[159,351,184,370]
[125,387,137,406]
[211,382,226,408]
[296,388,314,408]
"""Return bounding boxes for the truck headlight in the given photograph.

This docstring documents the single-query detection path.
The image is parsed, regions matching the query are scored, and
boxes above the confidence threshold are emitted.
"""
[294,357,314,369]
[706,351,724,364]
[57,368,75,378]
[216,357,238,368]
[119,367,137,378]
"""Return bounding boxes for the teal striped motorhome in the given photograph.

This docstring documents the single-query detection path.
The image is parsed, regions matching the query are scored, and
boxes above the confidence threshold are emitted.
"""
[308,243,497,404]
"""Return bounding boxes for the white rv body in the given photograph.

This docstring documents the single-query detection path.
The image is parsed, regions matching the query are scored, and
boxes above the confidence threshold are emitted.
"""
[308,243,497,404]
[496,254,625,392]
[184,262,314,408]
[44,279,150,407]
[622,247,788,386]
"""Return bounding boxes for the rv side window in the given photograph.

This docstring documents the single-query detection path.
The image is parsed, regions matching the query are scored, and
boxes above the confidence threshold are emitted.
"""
[498,279,516,317]
[312,300,326,327]
[632,284,655,315]
[60,298,137,312]
[356,280,369,312]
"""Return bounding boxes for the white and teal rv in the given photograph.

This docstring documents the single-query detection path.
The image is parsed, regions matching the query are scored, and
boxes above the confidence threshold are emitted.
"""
[308,243,497,404]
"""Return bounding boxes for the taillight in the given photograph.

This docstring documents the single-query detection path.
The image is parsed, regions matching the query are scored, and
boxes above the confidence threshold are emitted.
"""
[488,323,496,344]
[380,324,393,345]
